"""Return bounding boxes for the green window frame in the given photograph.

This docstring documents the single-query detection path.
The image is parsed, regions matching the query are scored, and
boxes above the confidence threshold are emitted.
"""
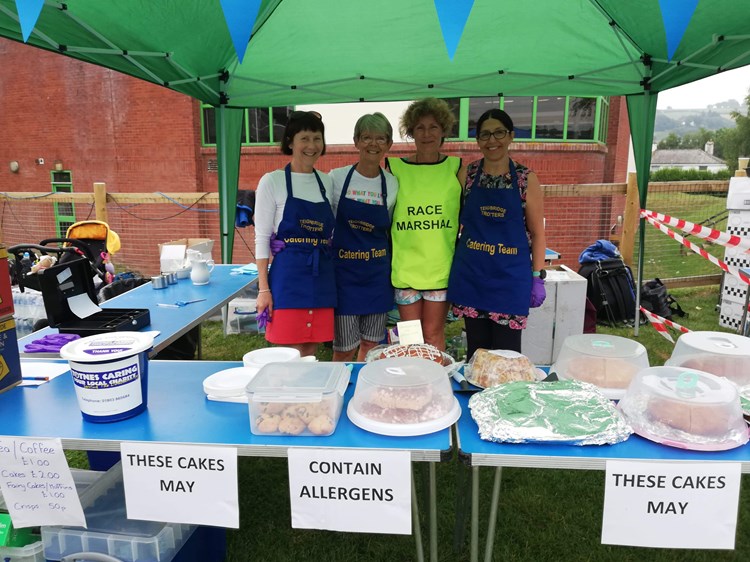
[50,171,75,238]
[200,104,293,146]
[446,96,609,143]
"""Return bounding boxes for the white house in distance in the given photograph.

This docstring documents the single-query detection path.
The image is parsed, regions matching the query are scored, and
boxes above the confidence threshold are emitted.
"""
[650,142,728,172]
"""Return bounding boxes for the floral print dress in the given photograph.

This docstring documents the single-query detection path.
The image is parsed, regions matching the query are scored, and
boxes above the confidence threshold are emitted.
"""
[451,160,532,330]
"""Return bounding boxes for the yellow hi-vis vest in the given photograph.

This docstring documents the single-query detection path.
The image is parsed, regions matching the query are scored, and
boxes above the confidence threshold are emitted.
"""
[388,156,461,290]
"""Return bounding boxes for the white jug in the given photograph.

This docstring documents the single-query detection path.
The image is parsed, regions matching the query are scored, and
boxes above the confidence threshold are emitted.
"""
[187,250,215,285]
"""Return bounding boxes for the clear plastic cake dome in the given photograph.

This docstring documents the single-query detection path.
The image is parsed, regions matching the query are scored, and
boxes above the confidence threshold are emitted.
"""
[347,357,460,436]
[551,334,649,399]
[618,366,748,451]
[665,331,750,387]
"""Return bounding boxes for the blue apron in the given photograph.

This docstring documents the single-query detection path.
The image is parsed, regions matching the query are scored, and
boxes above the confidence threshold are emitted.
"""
[332,165,392,315]
[269,164,337,309]
[447,159,531,316]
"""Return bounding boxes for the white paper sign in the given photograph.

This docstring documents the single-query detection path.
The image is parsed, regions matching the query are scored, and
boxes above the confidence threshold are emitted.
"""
[396,320,424,345]
[288,448,411,534]
[602,460,741,549]
[0,437,86,528]
[120,442,238,528]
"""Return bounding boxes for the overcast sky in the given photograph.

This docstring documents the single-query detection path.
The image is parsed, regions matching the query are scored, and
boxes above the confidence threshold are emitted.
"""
[657,65,750,109]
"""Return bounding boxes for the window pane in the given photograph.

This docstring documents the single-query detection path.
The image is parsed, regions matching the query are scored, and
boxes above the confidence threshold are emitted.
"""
[58,221,75,238]
[57,203,74,216]
[535,96,565,139]
[202,107,217,145]
[272,107,293,142]
[52,172,71,183]
[444,98,460,138]
[248,108,270,143]
[502,97,533,138]
[467,97,499,138]
[567,97,596,140]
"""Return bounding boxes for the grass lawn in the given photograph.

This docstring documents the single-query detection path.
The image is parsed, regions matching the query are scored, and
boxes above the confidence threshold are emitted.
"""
[67,285,750,561]
[638,191,728,280]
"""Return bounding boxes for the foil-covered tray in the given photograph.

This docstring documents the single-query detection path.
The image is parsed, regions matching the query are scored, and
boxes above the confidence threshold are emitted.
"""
[469,379,633,446]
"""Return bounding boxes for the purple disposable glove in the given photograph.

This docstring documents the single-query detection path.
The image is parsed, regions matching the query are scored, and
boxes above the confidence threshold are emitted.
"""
[24,333,80,353]
[269,232,286,256]
[530,277,546,308]
[256,308,270,329]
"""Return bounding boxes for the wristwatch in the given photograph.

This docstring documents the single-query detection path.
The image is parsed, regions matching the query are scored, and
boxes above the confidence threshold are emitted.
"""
[532,270,547,280]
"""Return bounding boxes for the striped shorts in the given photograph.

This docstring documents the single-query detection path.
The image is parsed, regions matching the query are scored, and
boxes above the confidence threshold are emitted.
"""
[333,313,388,352]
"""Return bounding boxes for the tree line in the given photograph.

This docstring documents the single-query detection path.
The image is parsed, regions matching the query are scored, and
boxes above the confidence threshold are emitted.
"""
[656,93,750,172]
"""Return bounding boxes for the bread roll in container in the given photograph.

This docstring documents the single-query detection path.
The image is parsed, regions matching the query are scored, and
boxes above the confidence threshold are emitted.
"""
[551,334,649,399]
[618,366,748,451]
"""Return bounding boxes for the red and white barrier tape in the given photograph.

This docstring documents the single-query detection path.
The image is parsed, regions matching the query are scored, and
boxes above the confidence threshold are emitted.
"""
[641,209,750,251]
[639,306,691,343]
[641,213,750,286]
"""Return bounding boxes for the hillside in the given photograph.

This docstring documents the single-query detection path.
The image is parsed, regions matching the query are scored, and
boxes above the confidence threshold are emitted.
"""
[654,98,745,141]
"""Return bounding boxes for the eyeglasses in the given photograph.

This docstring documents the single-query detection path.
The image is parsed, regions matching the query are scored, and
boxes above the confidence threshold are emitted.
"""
[477,129,510,141]
[289,110,322,121]
[359,134,389,145]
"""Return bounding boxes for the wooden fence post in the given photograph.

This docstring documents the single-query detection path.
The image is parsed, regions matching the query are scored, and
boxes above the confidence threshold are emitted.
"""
[94,182,108,224]
[619,172,640,267]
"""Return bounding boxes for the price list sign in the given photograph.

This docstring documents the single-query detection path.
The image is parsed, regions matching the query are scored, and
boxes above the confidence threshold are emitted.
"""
[0,437,86,528]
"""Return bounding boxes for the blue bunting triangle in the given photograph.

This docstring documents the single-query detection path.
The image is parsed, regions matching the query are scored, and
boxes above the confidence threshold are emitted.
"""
[15,0,45,42]
[434,0,474,61]
[220,0,262,64]
[659,0,699,61]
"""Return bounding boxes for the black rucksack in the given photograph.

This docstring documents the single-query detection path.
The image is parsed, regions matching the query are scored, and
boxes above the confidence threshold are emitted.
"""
[640,278,686,320]
[578,258,638,326]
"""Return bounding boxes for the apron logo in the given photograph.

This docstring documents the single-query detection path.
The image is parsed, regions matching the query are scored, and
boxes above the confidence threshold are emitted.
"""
[299,219,324,233]
[338,248,387,261]
[348,219,374,233]
[464,238,519,256]
[480,205,506,218]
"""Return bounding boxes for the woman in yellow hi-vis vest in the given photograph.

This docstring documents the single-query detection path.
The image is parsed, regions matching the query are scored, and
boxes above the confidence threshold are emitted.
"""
[386,98,462,351]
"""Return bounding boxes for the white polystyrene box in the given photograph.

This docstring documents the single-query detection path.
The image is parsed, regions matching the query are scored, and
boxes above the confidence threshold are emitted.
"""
[726,176,750,210]
[522,265,587,365]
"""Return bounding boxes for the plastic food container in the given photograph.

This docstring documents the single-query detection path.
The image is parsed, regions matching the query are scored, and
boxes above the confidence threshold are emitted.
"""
[60,332,154,423]
[348,357,461,436]
[245,362,350,436]
[551,334,649,400]
[618,366,749,451]
[42,463,195,562]
[665,331,750,386]
[242,346,300,368]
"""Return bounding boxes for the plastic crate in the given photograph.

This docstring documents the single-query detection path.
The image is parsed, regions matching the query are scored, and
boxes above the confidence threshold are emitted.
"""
[42,464,196,562]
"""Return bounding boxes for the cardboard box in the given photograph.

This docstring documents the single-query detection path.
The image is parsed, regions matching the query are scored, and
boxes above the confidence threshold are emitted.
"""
[0,318,21,394]
[159,238,214,273]
[521,265,587,365]
[0,246,15,320]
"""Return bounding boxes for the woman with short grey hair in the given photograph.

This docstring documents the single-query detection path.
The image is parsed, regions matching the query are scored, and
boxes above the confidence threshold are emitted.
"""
[330,112,399,361]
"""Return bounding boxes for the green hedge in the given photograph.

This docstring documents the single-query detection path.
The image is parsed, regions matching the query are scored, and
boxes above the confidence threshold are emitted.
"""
[649,167,732,182]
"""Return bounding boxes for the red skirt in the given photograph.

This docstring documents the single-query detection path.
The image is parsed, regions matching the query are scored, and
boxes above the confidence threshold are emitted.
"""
[265,307,334,344]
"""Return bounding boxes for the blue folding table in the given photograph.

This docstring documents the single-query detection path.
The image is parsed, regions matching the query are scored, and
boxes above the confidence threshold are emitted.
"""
[454,390,750,562]
[1,360,452,562]
[18,264,257,358]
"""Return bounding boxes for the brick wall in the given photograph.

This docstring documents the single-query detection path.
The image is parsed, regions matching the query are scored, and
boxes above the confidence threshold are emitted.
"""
[1,37,631,271]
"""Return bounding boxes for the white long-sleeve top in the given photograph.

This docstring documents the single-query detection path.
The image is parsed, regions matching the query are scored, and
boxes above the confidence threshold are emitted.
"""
[254,168,334,259]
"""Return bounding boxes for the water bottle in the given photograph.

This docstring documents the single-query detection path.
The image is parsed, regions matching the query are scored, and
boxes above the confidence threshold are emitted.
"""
[20,251,32,275]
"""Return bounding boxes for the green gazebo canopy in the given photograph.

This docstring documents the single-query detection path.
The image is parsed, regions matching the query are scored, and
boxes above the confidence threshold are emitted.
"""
[1,0,749,261]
